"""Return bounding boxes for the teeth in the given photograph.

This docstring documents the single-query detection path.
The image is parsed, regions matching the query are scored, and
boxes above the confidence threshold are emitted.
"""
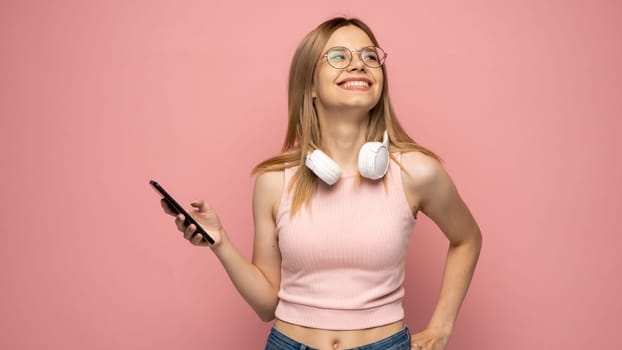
[342,80,369,88]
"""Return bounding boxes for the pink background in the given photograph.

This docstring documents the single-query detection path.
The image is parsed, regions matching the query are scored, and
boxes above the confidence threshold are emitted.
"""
[1,0,621,349]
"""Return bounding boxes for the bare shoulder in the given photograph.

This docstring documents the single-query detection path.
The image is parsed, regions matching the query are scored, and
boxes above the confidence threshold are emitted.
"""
[254,170,284,194]
[400,151,448,189]
[399,151,455,212]
[253,170,285,219]
[400,152,481,244]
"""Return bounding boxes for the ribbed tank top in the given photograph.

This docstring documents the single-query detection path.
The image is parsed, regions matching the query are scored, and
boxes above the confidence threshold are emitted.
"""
[274,154,416,330]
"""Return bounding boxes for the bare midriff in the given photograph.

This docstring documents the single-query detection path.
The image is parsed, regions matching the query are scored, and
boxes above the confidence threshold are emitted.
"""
[273,319,405,350]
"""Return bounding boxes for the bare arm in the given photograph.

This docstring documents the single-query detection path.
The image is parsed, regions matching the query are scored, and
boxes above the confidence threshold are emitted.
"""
[401,152,482,349]
[165,171,283,322]
[213,170,283,321]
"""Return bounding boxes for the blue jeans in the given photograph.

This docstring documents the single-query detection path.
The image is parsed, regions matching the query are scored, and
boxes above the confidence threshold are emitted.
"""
[264,326,411,350]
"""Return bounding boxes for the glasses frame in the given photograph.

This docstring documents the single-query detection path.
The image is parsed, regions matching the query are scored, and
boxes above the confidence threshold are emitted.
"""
[322,46,388,69]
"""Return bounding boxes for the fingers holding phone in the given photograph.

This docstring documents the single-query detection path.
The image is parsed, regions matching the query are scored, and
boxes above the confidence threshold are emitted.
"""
[178,214,214,246]
[150,180,217,245]
[185,199,224,246]
[160,199,194,235]
[171,202,221,246]
[164,198,219,246]
[160,198,177,216]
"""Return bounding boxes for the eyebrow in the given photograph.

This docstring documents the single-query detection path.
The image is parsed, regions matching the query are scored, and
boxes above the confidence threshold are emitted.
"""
[328,45,375,50]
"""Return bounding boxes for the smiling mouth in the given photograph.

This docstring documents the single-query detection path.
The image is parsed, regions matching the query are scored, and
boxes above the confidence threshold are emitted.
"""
[339,80,371,89]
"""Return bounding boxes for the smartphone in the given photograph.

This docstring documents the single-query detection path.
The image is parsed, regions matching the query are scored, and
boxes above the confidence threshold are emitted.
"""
[149,180,215,244]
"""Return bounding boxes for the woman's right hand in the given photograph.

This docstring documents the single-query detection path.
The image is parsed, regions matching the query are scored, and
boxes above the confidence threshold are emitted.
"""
[160,198,225,247]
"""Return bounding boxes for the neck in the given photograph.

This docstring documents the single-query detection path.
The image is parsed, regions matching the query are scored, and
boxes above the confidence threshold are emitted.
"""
[317,110,369,176]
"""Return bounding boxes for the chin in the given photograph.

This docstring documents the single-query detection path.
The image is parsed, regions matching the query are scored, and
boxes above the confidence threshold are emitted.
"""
[342,98,379,110]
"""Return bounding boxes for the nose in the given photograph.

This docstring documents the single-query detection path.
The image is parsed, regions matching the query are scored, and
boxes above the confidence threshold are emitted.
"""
[347,52,366,71]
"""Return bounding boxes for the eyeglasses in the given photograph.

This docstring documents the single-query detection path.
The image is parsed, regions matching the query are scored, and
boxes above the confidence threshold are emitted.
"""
[323,46,387,69]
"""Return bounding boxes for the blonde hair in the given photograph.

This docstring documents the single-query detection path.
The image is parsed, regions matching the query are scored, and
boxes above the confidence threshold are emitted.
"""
[253,17,440,215]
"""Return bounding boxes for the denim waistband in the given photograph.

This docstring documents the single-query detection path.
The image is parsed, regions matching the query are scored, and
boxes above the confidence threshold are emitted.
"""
[264,325,411,350]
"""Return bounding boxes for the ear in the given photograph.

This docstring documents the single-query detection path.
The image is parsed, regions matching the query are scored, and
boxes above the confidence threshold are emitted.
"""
[310,70,319,98]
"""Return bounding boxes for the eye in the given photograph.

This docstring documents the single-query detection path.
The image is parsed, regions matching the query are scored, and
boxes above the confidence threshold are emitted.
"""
[326,48,349,62]
[362,49,380,61]
[329,53,347,61]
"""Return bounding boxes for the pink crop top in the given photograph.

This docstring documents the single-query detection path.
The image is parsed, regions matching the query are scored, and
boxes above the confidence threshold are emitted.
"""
[274,154,416,330]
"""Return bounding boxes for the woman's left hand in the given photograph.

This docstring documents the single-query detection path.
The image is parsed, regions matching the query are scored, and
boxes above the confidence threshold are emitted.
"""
[410,327,450,350]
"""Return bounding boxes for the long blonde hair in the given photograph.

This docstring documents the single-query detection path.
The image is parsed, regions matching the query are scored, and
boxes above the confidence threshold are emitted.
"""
[253,17,440,215]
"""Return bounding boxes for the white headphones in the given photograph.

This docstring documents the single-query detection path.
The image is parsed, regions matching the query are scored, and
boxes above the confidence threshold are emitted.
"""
[305,131,390,185]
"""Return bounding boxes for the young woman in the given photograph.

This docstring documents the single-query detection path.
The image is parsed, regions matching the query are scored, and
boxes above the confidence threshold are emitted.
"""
[161,17,482,350]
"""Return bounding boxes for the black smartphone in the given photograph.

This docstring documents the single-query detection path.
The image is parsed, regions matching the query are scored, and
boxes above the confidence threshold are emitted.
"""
[149,180,215,244]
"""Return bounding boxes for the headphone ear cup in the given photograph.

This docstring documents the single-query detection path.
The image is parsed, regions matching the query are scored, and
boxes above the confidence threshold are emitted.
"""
[358,141,389,180]
[305,150,343,185]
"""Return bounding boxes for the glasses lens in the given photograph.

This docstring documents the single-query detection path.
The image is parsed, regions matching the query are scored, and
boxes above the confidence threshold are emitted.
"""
[325,47,351,69]
[361,47,385,68]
